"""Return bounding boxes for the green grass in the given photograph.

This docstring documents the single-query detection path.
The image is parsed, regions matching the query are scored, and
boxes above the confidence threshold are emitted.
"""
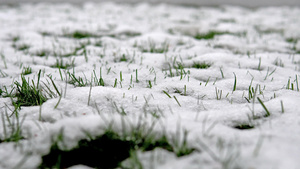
[93,69,105,87]
[0,86,14,98]
[246,80,255,102]
[147,80,153,89]
[173,85,187,96]
[191,61,212,69]
[0,70,8,78]
[63,30,140,40]
[0,53,7,69]
[215,87,222,100]
[94,40,103,47]
[11,71,59,108]
[168,129,195,156]
[34,49,51,57]
[10,35,20,42]
[13,70,47,107]
[59,41,92,57]
[257,97,271,117]
[219,18,236,23]
[173,96,181,107]
[232,73,237,93]
[163,90,172,98]
[194,31,231,40]
[40,126,195,169]
[51,59,73,69]
[1,14,295,169]
[40,131,135,169]
[257,57,262,71]
[67,70,106,87]
[281,100,284,113]
[115,54,129,62]
[118,31,141,38]
[67,72,88,87]
[64,31,98,39]
[120,54,128,62]
[21,66,32,75]
[273,58,284,67]
[254,26,283,35]
[0,109,25,143]
[13,43,31,51]
[286,75,299,91]
[162,62,190,79]
[168,62,190,79]
[234,124,254,130]
[40,31,52,36]
[285,37,299,53]
[286,37,298,43]
[138,40,169,53]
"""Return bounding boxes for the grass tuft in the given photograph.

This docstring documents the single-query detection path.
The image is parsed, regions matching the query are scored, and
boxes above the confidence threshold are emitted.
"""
[234,124,254,130]
[191,61,212,69]
[286,75,299,91]
[40,31,53,36]
[13,70,47,107]
[119,54,128,62]
[286,38,298,43]
[67,70,106,87]
[65,31,97,39]
[138,40,169,53]
[10,35,20,42]
[194,31,231,40]
[67,72,88,87]
[40,126,194,169]
[13,43,31,51]
[273,58,284,67]
[40,131,134,169]
[93,69,105,86]
[21,66,32,75]
[0,109,26,143]
[34,49,51,57]
[51,59,73,69]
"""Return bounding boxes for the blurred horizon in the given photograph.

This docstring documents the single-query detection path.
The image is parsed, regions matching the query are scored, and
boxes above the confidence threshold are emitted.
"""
[0,0,300,7]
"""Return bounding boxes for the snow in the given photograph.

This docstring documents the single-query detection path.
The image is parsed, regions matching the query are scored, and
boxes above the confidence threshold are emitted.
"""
[1,0,300,7]
[0,2,300,169]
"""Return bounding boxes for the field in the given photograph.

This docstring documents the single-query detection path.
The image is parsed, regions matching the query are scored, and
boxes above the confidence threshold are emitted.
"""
[0,2,300,169]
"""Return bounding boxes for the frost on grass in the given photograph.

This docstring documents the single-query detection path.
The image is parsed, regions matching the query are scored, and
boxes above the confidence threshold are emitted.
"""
[0,2,300,169]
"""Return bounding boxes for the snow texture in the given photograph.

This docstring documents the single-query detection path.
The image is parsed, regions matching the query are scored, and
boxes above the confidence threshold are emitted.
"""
[0,2,300,169]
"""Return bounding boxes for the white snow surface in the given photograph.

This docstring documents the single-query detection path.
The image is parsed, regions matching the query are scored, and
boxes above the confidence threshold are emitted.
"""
[0,2,300,169]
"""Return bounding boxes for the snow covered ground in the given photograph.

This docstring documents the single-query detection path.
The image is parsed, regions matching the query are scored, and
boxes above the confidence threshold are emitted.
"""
[0,2,300,169]
[1,0,300,7]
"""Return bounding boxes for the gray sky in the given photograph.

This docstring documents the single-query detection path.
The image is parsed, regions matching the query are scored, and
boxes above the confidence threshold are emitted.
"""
[0,0,300,7]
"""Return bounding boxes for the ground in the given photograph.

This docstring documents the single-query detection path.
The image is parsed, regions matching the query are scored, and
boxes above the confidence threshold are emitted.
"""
[0,2,300,169]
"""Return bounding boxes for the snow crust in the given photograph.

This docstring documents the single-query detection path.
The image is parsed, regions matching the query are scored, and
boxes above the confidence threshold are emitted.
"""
[0,2,300,169]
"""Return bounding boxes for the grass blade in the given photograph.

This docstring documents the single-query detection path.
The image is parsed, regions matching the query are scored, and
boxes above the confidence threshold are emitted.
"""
[232,72,237,93]
[257,97,270,117]
[163,90,172,98]
[48,76,61,96]
[173,96,181,107]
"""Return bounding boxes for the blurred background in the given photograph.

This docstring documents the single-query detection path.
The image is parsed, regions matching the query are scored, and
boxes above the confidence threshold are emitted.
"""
[0,0,300,7]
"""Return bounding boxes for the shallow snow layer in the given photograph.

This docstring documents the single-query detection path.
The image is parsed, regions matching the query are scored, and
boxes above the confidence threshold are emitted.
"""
[0,2,300,169]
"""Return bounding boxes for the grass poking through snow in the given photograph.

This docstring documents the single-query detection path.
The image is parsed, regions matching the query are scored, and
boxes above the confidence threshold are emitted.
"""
[13,70,47,107]
[194,31,231,40]
[40,125,195,169]
[191,62,212,69]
